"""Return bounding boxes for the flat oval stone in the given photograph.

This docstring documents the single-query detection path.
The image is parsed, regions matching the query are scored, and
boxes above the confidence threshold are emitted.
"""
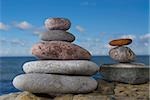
[40,30,75,42]
[23,60,99,75]
[13,74,97,94]
[109,46,135,62]
[99,63,149,84]
[109,38,132,46]
[45,18,71,30]
[31,41,91,60]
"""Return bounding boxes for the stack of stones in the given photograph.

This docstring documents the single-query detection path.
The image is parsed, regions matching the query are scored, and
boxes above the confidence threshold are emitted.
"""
[100,38,149,84]
[13,18,99,95]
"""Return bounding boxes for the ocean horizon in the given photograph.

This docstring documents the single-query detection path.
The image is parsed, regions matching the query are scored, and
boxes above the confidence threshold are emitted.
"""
[0,55,149,95]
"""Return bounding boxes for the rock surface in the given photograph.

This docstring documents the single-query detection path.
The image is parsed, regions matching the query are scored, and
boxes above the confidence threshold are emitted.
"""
[0,91,52,100]
[13,74,97,94]
[109,38,132,46]
[114,82,149,99]
[109,46,136,62]
[45,18,71,30]
[54,94,74,100]
[15,91,50,100]
[40,30,75,42]
[96,79,115,95]
[32,41,91,60]
[100,63,149,84]
[0,92,20,100]
[72,93,111,100]
[23,60,99,75]
[54,93,112,100]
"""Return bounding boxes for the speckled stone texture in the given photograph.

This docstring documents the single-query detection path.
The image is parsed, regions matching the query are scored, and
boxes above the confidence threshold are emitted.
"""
[114,82,149,99]
[109,46,136,62]
[45,18,71,30]
[96,79,115,95]
[99,63,149,84]
[31,41,91,60]
[13,74,97,94]
[40,30,75,42]
[23,60,99,75]
[0,92,52,100]
[109,38,132,46]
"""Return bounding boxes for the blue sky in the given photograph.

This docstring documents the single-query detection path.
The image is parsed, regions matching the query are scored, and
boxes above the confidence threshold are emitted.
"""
[0,0,149,56]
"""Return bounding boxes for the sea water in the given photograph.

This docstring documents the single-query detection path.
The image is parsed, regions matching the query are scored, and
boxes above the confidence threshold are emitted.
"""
[0,56,149,95]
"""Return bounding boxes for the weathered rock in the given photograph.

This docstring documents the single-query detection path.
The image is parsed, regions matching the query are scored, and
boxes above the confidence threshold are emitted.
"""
[54,94,74,100]
[15,91,43,100]
[109,46,136,62]
[0,92,20,100]
[23,60,98,75]
[40,30,75,42]
[13,74,97,94]
[45,18,71,30]
[114,82,149,99]
[100,63,149,84]
[109,38,132,46]
[114,96,148,100]
[0,92,52,100]
[73,93,112,100]
[96,80,115,95]
[31,41,91,60]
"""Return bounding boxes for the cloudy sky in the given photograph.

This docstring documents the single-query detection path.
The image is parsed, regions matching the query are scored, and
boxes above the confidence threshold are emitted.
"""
[0,0,149,56]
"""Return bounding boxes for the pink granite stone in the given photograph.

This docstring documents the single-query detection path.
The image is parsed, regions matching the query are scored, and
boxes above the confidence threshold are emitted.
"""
[31,41,91,60]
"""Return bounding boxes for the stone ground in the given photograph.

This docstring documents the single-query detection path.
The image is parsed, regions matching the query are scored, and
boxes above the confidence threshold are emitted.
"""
[0,81,149,100]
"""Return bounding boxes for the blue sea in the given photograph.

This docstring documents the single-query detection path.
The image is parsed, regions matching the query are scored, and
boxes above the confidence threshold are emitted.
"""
[0,56,149,95]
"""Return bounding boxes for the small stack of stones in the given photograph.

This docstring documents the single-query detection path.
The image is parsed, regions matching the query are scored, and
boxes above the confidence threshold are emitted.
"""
[13,18,99,95]
[100,38,149,84]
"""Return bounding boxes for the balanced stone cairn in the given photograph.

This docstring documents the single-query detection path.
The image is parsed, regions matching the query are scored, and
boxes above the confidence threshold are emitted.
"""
[13,18,99,95]
[100,38,149,84]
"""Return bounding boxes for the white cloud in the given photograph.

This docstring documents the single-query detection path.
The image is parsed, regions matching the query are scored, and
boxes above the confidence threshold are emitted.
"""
[140,33,150,40]
[144,42,149,46]
[32,26,46,35]
[0,22,9,31]
[139,33,150,45]
[13,21,45,36]
[120,34,136,40]
[14,21,33,30]
[0,37,33,56]
[75,37,108,55]
[10,39,25,46]
[0,38,7,43]
[75,25,85,33]
[0,48,10,56]
[33,30,42,35]
[0,47,31,56]
[0,38,25,46]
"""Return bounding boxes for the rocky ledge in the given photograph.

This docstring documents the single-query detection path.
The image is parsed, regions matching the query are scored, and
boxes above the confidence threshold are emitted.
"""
[1,80,149,100]
[100,63,149,84]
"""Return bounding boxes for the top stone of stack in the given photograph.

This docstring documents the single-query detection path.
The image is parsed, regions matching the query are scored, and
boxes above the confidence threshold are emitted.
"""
[109,38,132,46]
[45,18,71,31]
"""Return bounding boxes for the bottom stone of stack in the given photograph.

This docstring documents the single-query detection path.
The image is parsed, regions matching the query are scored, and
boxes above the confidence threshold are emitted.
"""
[1,80,149,100]
[100,63,149,84]
[13,74,97,94]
